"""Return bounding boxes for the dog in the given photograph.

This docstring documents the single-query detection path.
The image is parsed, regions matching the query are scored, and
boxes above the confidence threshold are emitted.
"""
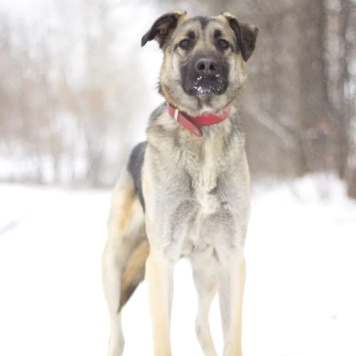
[102,10,258,356]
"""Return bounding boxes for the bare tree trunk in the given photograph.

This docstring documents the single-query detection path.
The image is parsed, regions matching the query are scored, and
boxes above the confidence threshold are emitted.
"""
[297,0,332,174]
[347,106,356,198]
[343,1,356,198]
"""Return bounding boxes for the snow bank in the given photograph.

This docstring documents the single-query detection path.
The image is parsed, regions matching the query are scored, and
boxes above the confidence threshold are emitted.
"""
[0,175,355,355]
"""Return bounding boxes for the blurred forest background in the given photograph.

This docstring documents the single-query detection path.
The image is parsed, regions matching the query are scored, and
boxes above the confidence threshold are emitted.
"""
[0,0,356,198]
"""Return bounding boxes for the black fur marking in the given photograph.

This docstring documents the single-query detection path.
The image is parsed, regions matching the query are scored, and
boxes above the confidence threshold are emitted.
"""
[226,18,258,61]
[181,52,229,96]
[127,141,147,210]
[214,29,222,38]
[187,30,196,39]
[195,16,209,29]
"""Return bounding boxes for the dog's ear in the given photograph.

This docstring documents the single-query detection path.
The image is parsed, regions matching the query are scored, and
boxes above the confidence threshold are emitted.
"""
[141,10,187,48]
[222,12,258,61]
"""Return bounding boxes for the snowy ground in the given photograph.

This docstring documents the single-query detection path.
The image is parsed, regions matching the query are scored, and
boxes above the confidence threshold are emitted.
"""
[0,175,355,356]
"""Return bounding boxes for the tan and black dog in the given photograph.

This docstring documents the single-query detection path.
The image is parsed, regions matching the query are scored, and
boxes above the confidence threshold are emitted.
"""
[102,10,258,356]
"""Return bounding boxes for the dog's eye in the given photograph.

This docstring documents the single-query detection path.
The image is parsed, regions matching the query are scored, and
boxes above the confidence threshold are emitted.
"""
[217,39,229,50]
[179,39,191,50]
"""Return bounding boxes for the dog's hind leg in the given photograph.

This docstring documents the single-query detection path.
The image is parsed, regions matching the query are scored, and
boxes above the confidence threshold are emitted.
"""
[102,233,126,356]
[191,253,218,356]
[102,171,146,356]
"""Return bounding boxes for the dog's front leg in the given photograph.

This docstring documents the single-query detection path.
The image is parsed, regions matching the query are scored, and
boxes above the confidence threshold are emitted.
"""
[218,252,246,356]
[145,222,175,356]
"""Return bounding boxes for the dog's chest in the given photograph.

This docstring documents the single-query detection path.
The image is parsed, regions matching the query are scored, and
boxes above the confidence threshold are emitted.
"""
[179,146,237,256]
[180,146,226,255]
[182,136,227,214]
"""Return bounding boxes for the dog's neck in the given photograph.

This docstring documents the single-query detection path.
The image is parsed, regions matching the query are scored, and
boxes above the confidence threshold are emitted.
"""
[167,103,231,137]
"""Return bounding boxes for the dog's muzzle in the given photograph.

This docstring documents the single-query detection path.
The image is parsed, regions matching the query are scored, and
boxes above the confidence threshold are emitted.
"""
[182,56,228,96]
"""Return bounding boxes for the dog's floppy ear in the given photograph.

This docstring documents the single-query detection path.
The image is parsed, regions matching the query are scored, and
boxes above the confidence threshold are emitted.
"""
[222,12,258,61]
[141,10,187,48]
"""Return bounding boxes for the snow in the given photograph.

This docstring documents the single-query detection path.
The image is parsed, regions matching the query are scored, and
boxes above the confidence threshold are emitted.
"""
[0,175,355,356]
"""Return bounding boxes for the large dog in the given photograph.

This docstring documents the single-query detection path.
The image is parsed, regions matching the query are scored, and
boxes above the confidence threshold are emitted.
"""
[102,10,258,356]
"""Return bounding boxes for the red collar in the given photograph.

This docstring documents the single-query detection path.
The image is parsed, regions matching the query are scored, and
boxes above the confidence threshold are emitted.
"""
[167,103,231,137]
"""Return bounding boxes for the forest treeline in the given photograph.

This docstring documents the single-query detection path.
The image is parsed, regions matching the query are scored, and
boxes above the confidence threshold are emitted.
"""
[0,0,355,197]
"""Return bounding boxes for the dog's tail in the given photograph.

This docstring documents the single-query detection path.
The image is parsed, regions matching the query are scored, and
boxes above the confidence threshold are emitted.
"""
[119,238,150,311]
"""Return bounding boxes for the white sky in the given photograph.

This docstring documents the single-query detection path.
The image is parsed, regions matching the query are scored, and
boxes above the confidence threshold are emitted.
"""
[0,0,53,18]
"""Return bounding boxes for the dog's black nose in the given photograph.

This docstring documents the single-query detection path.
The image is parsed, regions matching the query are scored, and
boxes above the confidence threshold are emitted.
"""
[195,58,218,75]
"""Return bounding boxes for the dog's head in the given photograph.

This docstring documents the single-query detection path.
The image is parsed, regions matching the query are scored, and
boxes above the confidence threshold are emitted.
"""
[142,11,258,115]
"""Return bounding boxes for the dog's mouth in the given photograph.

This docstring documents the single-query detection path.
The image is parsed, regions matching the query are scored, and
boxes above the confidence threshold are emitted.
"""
[184,75,227,96]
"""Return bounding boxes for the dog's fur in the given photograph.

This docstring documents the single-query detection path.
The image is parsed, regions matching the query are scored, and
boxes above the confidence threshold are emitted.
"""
[102,11,258,356]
